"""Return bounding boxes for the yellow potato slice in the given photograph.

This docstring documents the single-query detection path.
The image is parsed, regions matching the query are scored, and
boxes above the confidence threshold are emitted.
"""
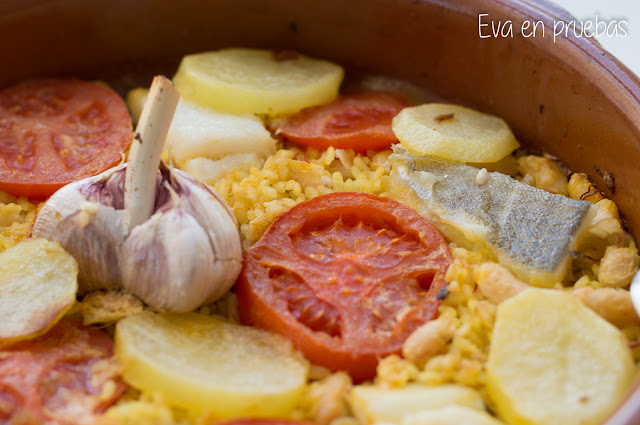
[392,104,519,163]
[115,312,309,418]
[349,384,485,425]
[487,288,636,425]
[402,405,505,425]
[125,87,148,124]
[173,48,344,115]
[0,238,78,345]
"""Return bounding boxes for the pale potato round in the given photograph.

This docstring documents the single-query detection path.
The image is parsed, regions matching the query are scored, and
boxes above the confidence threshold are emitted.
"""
[173,48,344,115]
[115,311,309,418]
[125,86,147,124]
[402,406,505,425]
[0,238,78,345]
[487,288,636,425]
[349,384,485,425]
[392,104,519,163]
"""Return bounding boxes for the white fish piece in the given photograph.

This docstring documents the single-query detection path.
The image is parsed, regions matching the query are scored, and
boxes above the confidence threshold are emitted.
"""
[388,149,597,287]
[167,98,276,166]
[181,153,261,185]
[128,89,276,168]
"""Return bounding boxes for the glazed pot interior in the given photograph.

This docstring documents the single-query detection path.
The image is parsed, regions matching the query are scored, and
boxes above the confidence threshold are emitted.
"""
[1,0,639,237]
[1,0,640,423]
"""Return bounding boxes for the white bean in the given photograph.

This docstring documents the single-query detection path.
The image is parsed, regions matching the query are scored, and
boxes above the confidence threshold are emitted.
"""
[402,314,455,363]
[572,286,640,328]
[476,263,528,304]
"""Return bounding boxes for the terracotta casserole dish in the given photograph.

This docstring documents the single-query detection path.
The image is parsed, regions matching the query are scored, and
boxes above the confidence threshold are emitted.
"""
[1,0,639,424]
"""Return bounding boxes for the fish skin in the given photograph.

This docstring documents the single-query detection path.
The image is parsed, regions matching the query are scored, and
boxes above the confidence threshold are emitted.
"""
[389,149,597,287]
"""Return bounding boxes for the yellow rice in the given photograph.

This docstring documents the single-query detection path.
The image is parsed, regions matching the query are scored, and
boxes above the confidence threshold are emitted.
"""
[212,144,392,247]
[0,191,36,251]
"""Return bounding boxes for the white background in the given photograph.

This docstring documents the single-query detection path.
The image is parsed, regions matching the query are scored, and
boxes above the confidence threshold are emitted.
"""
[552,0,640,76]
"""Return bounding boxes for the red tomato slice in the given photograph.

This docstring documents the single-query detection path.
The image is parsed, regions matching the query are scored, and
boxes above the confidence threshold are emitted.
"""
[272,91,412,152]
[0,79,132,199]
[0,318,126,424]
[237,192,452,382]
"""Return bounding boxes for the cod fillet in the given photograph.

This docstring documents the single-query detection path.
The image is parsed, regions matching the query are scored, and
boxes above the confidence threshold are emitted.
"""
[388,150,596,287]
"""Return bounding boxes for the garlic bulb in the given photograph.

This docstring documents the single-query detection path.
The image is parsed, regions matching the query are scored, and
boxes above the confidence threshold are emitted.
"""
[33,164,242,312]
[33,76,242,312]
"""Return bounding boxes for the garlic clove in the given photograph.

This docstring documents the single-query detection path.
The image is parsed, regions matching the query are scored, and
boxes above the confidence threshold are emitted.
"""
[120,205,217,313]
[33,164,129,240]
[32,182,91,241]
[33,164,130,293]
[86,164,128,210]
[51,202,128,292]
[169,168,242,303]
[173,167,237,224]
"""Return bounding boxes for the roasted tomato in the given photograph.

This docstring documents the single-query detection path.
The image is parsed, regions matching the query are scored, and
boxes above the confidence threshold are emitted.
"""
[0,79,132,199]
[0,318,126,424]
[237,192,452,382]
[271,91,411,152]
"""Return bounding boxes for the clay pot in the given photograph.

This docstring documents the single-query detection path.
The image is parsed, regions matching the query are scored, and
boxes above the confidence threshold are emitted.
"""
[1,0,639,423]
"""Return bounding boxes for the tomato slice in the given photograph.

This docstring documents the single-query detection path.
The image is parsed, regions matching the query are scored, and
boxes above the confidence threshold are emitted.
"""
[0,318,126,424]
[271,91,412,152]
[237,192,452,382]
[0,79,132,199]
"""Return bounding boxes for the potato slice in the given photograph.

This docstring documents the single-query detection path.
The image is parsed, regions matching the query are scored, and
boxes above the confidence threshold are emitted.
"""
[402,405,505,425]
[0,238,78,345]
[487,288,636,425]
[349,384,485,425]
[392,104,519,163]
[115,312,309,418]
[126,86,147,124]
[173,48,344,115]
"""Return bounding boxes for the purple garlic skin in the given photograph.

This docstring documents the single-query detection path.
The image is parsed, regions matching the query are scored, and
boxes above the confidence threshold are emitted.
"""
[33,163,242,312]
